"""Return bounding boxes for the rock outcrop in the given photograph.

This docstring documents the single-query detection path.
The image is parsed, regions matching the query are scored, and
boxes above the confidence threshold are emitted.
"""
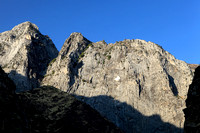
[42,32,91,91]
[0,22,58,91]
[188,64,199,73]
[42,34,193,132]
[0,66,122,133]
[184,66,200,132]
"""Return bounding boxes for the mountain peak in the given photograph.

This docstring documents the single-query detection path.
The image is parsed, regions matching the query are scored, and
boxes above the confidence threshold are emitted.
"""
[65,32,86,44]
[0,21,40,43]
[0,22,58,91]
[70,32,83,36]
[59,33,91,57]
[12,21,39,31]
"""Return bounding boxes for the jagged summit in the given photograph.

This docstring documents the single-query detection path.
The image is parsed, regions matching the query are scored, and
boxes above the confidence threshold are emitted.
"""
[12,21,39,31]
[42,32,91,91]
[0,21,39,41]
[60,32,91,56]
[0,21,58,91]
[70,32,83,36]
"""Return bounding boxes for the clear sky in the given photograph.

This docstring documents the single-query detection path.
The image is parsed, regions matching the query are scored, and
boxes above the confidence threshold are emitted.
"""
[0,0,199,64]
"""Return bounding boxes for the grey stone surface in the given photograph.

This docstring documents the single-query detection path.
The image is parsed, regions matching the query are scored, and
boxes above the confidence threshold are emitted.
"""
[0,22,58,91]
[42,34,193,133]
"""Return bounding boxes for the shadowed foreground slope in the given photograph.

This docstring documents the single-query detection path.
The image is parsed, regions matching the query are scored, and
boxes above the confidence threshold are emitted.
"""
[17,86,122,133]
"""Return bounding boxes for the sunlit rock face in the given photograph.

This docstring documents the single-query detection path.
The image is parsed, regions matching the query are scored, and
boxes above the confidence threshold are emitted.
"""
[184,66,200,133]
[42,32,91,91]
[0,22,58,91]
[42,33,193,133]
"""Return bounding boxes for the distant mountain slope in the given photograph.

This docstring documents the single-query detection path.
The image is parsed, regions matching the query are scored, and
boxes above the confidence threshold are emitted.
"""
[42,33,193,132]
[0,66,122,133]
[0,22,58,91]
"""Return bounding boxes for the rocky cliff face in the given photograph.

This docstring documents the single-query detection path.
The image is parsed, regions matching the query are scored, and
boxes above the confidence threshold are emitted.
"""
[42,33,193,133]
[0,22,58,91]
[42,32,91,91]
[0,66,122,133]
[184,66,200,132]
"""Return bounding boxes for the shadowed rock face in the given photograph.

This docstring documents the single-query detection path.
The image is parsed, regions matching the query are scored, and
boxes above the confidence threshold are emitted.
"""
[0,22,58,91]
[0,66,122,133]
[42,34,193,132]
[0,66,23,132]
[184,66,200,132]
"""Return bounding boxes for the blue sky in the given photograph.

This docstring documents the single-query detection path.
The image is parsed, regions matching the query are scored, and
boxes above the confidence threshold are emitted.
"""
[0,0,199,64]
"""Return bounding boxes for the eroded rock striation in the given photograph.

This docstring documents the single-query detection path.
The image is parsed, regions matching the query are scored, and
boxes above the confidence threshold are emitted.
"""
[0,22,58,91]
[184,66,200,132]
[42,33,193,132]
